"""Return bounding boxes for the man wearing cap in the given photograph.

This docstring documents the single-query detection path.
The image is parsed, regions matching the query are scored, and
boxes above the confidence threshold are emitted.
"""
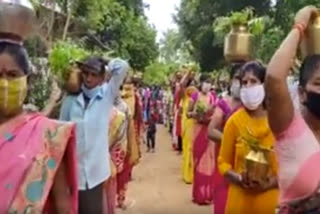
[60,57,129,214]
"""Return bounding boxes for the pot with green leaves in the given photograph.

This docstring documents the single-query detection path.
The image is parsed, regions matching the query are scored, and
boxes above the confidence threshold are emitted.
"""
[300,10,320,58]
[224,24,253,62]
[195,101,207,115]
[244,138,271,183]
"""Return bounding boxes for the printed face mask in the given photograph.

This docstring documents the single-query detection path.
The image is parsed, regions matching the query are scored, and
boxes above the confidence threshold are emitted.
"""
[240,84,265,110]
[0,76,27,116]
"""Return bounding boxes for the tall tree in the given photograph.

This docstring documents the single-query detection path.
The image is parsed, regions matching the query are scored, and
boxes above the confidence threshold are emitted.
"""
[273,0,320,34]
[117,0,145,15]
[159,29,193,64]
[96,1,158,70]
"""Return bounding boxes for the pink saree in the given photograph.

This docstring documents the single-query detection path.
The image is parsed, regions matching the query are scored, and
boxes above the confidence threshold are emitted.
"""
[212,98,241,214]
[191,92,215,205]
[275,113,320,212]
[0,113,77,214]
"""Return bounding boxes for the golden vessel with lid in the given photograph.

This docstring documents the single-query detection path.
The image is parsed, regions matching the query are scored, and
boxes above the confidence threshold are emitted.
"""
[300,10,320,58]
[224,24,253,62]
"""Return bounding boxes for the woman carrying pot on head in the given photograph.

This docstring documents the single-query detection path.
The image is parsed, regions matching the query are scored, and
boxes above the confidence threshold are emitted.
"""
[266,6,320,213]
[187,73,215,204]
[0,39,77,213]
[181,78,198,184]
[218,61,278,214]
[207,62,243,214]
[105,93,130,213]
[173,70,193,152]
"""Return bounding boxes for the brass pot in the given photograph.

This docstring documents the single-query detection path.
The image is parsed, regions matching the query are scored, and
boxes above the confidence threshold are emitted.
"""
[0,0,35,40]
[244,149,270,182]
[224,24,253,62]
[300,10,320,58]
[65,68,82,94]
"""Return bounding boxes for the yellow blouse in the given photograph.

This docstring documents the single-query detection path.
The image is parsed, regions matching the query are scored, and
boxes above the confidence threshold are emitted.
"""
[218,108,278,214]
[218,107,277,177]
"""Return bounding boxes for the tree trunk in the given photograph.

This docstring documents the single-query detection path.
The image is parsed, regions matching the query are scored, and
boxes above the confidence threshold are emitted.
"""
[47,6,55,47]
[62,10,72,40]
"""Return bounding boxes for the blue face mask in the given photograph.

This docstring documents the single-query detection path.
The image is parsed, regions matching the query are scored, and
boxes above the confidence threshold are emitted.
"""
[81,84,101,99]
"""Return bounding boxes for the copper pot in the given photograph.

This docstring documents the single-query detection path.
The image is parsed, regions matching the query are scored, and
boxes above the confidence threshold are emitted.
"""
[244,149,270,182]
[224,24,253,62]
[65,68,82,94]
[300,10,320,58]
[0,0,35,40]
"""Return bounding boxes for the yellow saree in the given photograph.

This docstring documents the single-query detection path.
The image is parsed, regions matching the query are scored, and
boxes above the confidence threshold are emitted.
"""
[181,86,198,184]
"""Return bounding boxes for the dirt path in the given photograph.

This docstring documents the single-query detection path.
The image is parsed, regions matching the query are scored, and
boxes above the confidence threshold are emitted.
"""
[118,125,211,214]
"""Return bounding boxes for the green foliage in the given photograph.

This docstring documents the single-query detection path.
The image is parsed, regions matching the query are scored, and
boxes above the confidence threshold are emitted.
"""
[96,1,158,70]
[74,0,113,31]
[212,17,231,46]
[117,0,145,15]
[49,40,90,81]
[143,63,179,86]
[229,8,254,25]
[160,29,193,64]
[255,25,285,62]
[26,58,52,110]
[273,0,320,34]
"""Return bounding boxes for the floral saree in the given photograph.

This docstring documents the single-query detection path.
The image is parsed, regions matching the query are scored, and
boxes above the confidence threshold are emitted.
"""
[0,113,77,214]
[105,105,128,214]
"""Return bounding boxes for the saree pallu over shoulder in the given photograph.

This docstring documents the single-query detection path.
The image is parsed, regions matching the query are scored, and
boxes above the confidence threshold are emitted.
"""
[0,113,77,214]
[275,113,320,204]
[192,92,215,204]
[108,107,127,174]
[105,107,128,214]
[123,93,140,166]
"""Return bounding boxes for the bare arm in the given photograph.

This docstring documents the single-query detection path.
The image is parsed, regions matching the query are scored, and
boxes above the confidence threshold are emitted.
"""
[178,71,192,99]
[266,6,316,135]
[265,30,298,135]
[186,98,196,118]
[208,107,224,143]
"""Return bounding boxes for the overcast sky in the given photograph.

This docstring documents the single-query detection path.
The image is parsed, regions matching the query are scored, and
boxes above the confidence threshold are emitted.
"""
[144,0,181,41]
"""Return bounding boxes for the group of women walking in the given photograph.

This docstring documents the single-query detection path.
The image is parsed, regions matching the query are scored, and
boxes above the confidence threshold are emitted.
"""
[0,1,143,212]
[106,78,142,214]
[173,6,320,214]
[1,1,320,213]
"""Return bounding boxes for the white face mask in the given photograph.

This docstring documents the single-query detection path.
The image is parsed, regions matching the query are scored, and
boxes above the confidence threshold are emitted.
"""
[201,82,211,93]
[230,80,241,98]
[240,84,265,110]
